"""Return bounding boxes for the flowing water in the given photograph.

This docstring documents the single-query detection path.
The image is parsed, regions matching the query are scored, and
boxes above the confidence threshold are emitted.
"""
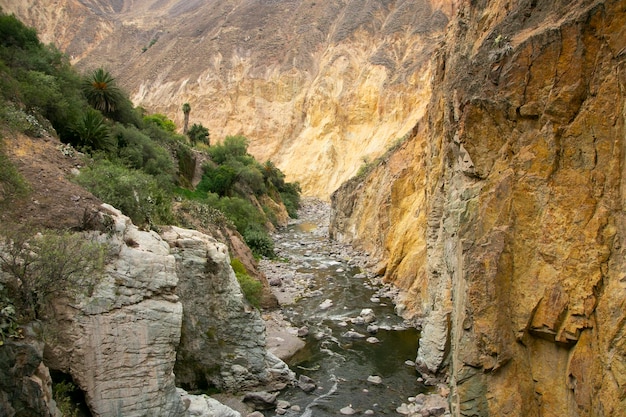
[262,202,428,416]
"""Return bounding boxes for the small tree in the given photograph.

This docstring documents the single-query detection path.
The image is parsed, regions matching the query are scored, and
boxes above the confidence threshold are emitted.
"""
[72,109,114,152]
[187,123,209,146]
[182,102,191,134]
[0,229,107,321]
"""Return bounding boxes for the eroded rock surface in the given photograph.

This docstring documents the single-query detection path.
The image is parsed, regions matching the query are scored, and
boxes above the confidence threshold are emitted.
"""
[331,1,626,416]
[44,204,186,416]
[38,205,290,416]
[162,226,294,392]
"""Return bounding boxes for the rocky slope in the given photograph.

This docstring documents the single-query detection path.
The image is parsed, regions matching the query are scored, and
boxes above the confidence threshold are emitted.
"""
[331,0,625,416]
[2,0,453,198]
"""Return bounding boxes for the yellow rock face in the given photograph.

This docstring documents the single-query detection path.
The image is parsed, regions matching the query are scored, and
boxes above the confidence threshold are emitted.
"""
[332,1,626,416]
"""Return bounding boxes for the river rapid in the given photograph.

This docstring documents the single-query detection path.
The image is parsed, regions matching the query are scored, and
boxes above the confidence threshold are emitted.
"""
[259,199,430,416]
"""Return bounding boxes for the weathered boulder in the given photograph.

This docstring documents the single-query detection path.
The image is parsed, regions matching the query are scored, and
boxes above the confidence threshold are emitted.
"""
[177,388,241,417]
[162,226,294,392]
[242,391,278,411]
[0,338,59,417]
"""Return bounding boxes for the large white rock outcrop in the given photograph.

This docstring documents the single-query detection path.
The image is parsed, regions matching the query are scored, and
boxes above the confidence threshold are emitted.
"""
[42,205,275,416]
[162,226,294,392]
[45,204,186,416]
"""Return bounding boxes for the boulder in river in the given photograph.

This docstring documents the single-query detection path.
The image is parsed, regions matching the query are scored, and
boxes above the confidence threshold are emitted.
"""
[243,391,278,410]
[342,330,366,339]
[297,375,317,393]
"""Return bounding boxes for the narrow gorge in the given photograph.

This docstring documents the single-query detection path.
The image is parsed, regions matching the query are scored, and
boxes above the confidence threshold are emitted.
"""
[1,0,625,417]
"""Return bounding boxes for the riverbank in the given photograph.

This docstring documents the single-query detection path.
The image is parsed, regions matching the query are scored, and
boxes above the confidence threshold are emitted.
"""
[259,198,451,417]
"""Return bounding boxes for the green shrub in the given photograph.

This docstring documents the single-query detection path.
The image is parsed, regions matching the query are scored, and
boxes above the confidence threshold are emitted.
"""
[74,159,173,228]
[187,123,209,146]
[207,135,250,165]
[0,292,21,345]
[72,109,115,152]
[0,229,107,321]
[216,196,266,235]
[112,123,175,189]
[230,258,262,309]
[0,141,29,206]
[143,113,176,133]
[279,182,301,218]
[243,226,275,258]
[237,165,266,195]
[198,164,237,197]
[52,381,79,417]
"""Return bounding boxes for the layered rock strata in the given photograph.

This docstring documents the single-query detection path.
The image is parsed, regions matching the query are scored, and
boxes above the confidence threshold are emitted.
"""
[331,1,626,416]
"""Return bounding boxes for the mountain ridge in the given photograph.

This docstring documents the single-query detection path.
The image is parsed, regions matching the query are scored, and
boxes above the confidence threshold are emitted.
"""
[3,0,453,198]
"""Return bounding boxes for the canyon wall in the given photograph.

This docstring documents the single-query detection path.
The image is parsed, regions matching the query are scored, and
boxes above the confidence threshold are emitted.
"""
[2,0,453,198]
[331,0,625,416]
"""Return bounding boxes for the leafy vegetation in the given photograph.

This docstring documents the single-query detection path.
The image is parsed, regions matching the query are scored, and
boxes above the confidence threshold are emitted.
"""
[52,381,80,417]
[81,68,124,115]
[187,123,209,146]
[230,258,262,309]
[0,9,300,263]
[74,159,174,228]
[0,228,107,322]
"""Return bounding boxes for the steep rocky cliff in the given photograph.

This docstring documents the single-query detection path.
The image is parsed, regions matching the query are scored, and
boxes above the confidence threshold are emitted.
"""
[2,0,453,198]
[162,226,294,392]
[29,204,289,416]
[331,0,625,416]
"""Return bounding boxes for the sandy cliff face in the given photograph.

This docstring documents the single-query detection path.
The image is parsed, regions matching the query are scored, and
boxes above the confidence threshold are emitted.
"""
[332,0,625,416]
[3,0,452,198]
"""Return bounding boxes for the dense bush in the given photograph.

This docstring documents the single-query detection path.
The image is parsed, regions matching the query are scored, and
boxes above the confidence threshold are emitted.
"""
[0,13,88,144]
[73,109,115,152]
[75,159,173,228]
[187,123,209,146]
[111,123,175,188]
[143,113,176,133]
[242,226,275,258]
[207,135,250,165]
[198,164,238,197]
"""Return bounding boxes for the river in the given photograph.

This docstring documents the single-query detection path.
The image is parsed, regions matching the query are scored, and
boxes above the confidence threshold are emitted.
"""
[259,200,429,416]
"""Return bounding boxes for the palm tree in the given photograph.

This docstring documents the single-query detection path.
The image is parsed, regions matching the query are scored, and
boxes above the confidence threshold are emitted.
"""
[182,102,191,134]
[82,68,124,114]
[73,109,113,151]
[187,123,209,146]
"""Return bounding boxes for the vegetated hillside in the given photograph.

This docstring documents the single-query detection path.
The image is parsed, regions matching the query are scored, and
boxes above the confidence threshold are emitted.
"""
[0,10,300,311]
[3,0,454,198]
[1,13,300,415]
[331,0,626,416]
